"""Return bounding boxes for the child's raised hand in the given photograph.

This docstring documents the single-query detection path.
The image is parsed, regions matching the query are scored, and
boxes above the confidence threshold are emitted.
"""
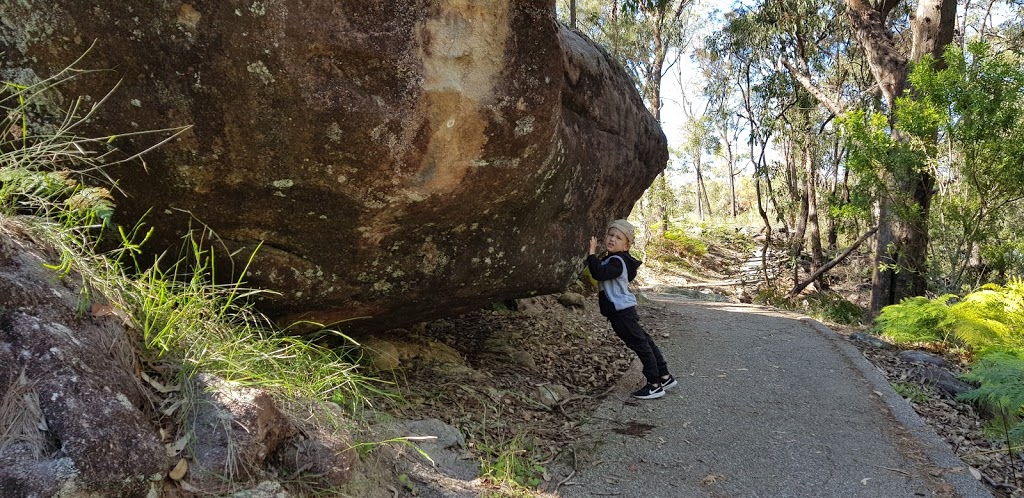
[589,236,598,255]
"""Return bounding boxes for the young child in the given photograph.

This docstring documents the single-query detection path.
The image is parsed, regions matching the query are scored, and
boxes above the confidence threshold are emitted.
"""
[587,219,676,400]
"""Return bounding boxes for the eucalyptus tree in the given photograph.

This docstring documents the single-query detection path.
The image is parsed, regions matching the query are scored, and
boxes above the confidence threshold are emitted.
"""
[899,43,1024,290]
[680,113,717,220]
[694,42,748,221]
[714,0,874,292]
[835,0,957,315]
[708,12,797,282]
[724,0,959,312]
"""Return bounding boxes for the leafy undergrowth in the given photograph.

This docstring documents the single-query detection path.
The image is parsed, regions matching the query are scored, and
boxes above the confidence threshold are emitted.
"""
[844,332,1024,497]
[867,282,1024,497]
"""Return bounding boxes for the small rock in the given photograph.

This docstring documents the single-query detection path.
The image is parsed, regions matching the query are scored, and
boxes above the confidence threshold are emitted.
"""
[557,292,586,309]
[510,350,537,369]
[515,296,549,314]
[736,288,753,303]
[898,350,951,368]
[849,332,893,349]
[915,366,975,398]
[416,341,464,365]
[362,339,401,371]
[391,419,477,481]
[400,419,466,450]
[274,438,356,489]
[532,384,570,408]
[187,374,297,491]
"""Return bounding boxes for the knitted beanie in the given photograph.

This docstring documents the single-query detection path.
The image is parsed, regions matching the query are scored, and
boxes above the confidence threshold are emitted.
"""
[606,219,636,245]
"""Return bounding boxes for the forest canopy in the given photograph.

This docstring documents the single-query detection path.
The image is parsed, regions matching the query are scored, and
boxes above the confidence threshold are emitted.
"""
[558,0,1024,314]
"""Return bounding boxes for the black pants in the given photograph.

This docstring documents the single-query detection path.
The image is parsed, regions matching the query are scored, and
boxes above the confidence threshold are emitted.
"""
[608,307,668,385]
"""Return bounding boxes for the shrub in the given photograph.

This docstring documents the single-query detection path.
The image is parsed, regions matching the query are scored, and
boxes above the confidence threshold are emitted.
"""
[803,291,866,325]
[477,433,546,495]
[874,295,958,344]
[958,352,1024,445]
[647,229,707,264]
[876,282,1024,448]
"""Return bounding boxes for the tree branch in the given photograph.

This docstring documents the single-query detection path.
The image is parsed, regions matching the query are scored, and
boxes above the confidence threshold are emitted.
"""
[779,57,844,115]
[786,226,878,299]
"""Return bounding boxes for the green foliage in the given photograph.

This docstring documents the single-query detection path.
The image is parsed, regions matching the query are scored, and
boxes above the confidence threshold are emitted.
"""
[477,434,547,495]
[958,352,1024,445]
[874,295,958,344]
[751,287,865,326]
[647,228,707,264]
[1,81,118,227]
[555,0,697,110]
[124,234,381,404]
[753,286,791,309]
[891,382,930,403]
[802,292,866,325]
[981,238,1024,283]
[910,43,1024,291]
[837,109,927,223]
[911,43,1024,197]
[875,282,1024,352]
[948,281,1024,354]
[960,352,1024,411]
[877,283,1024,446]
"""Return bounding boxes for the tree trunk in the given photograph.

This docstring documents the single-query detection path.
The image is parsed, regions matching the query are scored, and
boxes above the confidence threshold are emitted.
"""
[695,152,710,221]
[845,0,956,316]
[869,196,897,313]
[755,174,773,284]
[570,0,577,30]
[805,142,824,280]
[727,140,737,219]
[791,149,809,287]
[845,0,908,109]
[793,190,809,286]
[611,1,619,58]
[827,141,846,251]
[657,173,669,235]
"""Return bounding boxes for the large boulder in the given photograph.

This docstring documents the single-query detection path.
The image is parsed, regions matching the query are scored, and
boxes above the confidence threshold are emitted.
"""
[0,1,667,331]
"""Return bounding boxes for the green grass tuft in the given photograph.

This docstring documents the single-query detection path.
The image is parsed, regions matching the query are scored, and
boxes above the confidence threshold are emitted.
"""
[477,433,547,496]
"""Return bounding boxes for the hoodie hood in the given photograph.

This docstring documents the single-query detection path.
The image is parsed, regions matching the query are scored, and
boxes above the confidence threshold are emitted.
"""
[610,251,643,282]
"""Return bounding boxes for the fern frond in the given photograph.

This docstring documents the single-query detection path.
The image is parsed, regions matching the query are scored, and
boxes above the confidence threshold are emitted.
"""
[958,352,1024,415]
[875,295,958,345]
[951,315,1009,349]
[951,284,1024,350]
[1010,420,1024,445]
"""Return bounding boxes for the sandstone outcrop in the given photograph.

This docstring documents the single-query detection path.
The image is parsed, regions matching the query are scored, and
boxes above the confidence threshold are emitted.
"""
[0,1,667,331]
[0,225,170,496]
[0,223,366,495]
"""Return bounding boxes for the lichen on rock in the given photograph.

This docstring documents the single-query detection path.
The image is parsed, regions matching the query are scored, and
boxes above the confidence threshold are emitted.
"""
[0,1,667,332]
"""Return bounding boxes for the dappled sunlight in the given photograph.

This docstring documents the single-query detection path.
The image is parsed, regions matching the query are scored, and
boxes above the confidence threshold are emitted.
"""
[648,293,822,323]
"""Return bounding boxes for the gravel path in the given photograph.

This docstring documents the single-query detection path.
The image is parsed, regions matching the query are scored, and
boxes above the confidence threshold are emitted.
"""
[555,294,991,498]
